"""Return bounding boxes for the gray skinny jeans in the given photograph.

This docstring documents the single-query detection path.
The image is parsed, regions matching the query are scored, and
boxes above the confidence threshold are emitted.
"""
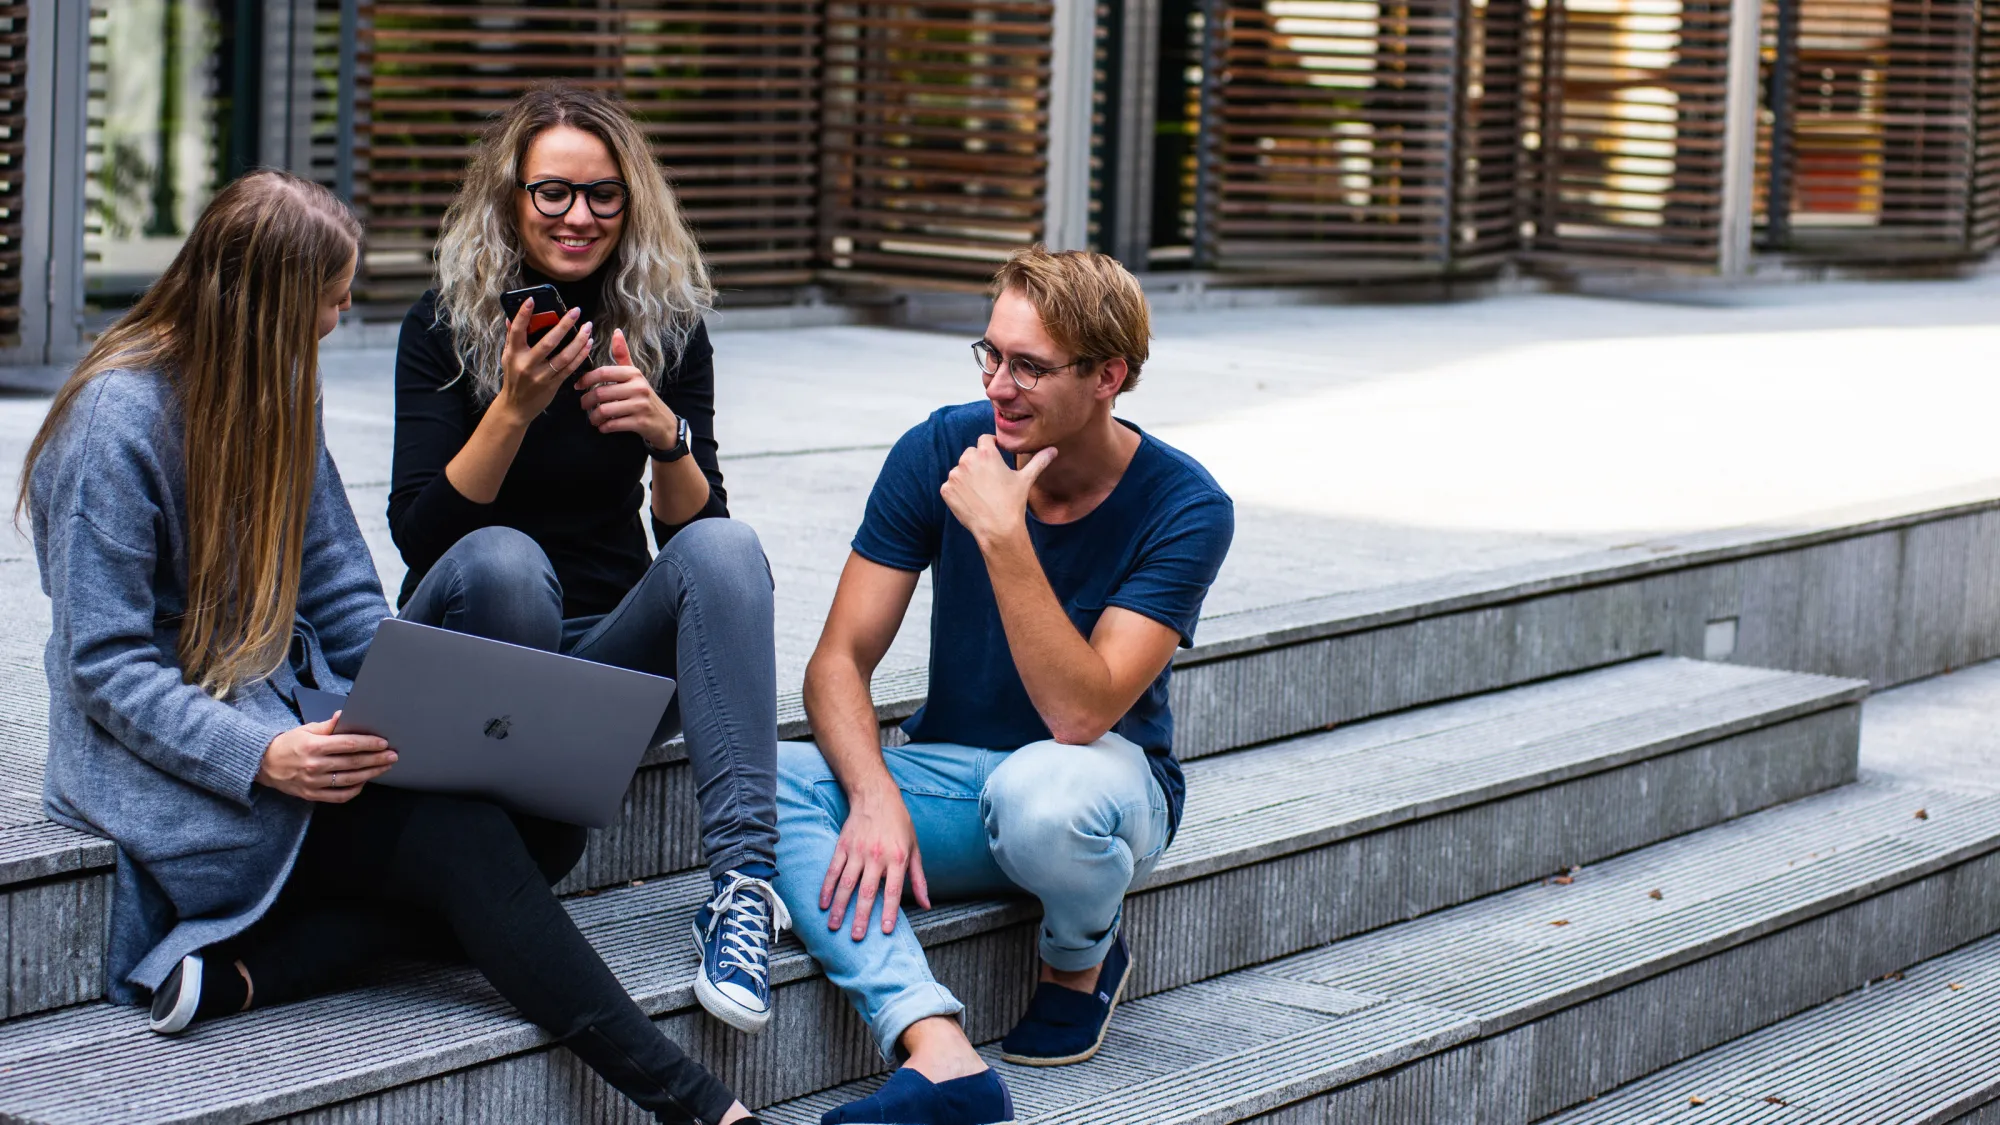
[400,521,779,876]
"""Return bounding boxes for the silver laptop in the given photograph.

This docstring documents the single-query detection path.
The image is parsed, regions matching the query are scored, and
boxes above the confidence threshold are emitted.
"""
[296,618,676,828]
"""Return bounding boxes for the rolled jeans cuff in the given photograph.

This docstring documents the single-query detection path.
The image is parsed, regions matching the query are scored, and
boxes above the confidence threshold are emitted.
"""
[872,981,965,1061]
[1040,906,1125,974]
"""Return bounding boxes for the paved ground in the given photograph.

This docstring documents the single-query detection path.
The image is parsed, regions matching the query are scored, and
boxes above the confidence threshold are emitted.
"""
[5,273,2000,692]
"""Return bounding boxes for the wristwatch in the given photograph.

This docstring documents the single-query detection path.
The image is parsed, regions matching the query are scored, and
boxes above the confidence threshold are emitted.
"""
[646,415,693,463]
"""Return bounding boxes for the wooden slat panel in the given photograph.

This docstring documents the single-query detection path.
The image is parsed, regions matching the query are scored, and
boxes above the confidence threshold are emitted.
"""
[1522,0,1733,263]
[1452,0,1527,259]
[337,0,823,300]
[1199,0,1460,270]
[1757,0,1980,252]
[819,0,1052,283]
[1971,0,2000,246]
[0,5,22,344]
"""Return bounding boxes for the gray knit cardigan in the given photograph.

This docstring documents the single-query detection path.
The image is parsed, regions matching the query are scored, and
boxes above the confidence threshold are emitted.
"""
[29,368,390,1003]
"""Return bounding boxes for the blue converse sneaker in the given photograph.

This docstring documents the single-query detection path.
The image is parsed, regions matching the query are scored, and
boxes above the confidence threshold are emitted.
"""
[821,1066,1015,1125]
[999,930,1132,1066]
[691,867,790,1033]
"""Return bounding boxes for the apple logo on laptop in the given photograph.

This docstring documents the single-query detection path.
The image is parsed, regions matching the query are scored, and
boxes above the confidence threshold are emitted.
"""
[483,716,512,741]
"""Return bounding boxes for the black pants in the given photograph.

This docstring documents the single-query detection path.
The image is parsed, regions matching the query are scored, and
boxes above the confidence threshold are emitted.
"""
[220,785,736,1125]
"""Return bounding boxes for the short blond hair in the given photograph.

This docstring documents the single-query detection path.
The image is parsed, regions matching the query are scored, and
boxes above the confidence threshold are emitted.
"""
[991,247,1150,393]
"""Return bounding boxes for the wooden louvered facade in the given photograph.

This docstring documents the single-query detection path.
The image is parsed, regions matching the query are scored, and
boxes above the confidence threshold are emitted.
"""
[817,0,1055,286]
[1455,0,1530,260]
[348,1,824,303]
[1196,0,1463,273]
[1522,0,1737,265]
[21,0,2000,362]
[322,0,2000,293]
[0,4,22,347]
[1973,0,2000,247]
[1758,0,1986,255]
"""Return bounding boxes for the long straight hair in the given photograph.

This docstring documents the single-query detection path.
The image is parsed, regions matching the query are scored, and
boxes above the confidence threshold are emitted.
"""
[19,171,361,697]
[433,83,712,402]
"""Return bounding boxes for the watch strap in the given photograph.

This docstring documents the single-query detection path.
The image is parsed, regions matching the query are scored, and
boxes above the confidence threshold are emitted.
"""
[648,416,693,463]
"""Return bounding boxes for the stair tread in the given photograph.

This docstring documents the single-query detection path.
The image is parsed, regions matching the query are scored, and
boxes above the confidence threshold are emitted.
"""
[0,658,1867,1123]
[762,777,2000,1124]
[0,658,1861,893]
[1541,931,2000,1123]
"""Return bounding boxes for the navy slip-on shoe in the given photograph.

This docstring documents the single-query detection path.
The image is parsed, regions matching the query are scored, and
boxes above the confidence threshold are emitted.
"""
[999,931,1132,1066]
[820,1066,1015,1125]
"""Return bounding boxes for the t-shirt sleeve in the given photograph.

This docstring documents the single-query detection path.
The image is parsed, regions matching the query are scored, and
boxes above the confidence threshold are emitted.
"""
[851,417,946,572]
[1105,491,1234,647]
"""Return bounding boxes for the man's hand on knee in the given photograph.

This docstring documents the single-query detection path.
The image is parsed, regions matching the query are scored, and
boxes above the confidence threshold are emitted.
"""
[820,788,930,939]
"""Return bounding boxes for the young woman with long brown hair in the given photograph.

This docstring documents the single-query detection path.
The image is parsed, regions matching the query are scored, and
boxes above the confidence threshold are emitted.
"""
[24,170,758,1125]
[390,84,785,1037]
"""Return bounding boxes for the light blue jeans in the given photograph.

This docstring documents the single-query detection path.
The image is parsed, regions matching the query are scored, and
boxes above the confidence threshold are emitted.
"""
[772,734,1171,1059]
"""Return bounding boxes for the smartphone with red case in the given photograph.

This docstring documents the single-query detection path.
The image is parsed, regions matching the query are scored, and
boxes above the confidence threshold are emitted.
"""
[500,284,566,338]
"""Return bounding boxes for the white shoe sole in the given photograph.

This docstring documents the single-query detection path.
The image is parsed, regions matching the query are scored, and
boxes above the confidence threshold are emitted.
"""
[689,919,773,1034]
[149,955,202,1036]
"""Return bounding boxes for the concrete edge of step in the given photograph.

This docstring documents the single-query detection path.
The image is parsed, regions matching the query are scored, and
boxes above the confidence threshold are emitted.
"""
[0,660,1874,897]
[1536,929,2000,1124]
[1180,478,2000,667]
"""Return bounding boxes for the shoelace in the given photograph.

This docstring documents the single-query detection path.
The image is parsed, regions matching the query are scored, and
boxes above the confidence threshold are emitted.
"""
[703,872,793,988]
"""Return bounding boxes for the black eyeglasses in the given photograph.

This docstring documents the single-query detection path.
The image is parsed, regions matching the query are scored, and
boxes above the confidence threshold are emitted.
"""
[972,339,1084,390]
[519,178,631,219]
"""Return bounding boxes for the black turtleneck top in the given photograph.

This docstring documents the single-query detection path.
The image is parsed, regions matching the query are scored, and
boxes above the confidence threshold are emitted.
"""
[387,268,729,619]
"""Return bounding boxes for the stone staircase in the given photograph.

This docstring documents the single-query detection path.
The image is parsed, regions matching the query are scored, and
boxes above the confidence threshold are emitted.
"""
[0,494,1997,1122]
[1540,929,2000,1123]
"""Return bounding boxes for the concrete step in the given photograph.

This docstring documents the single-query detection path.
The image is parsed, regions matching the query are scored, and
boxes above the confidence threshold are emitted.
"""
[7,479,1997,1022]
[0,658,1865,1122]
[1537,931,2000,1124]
[762,776,2000,1124]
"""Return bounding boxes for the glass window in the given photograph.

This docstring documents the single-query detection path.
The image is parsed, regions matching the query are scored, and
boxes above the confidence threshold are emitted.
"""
[84,1,255,303]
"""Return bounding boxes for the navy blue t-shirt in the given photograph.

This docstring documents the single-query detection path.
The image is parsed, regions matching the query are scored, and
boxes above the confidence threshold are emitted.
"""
[853,402,1235,839]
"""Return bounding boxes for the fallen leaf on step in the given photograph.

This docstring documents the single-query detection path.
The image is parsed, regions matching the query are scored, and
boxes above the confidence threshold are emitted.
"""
[1949,983,1964,991]
[1764,1096,1788,1106]
[1551,875,1574,885]
[1915,808,1929,820]
[1648,889,1663,900]
[1550,919,1570,926]
[1880,970,1905,982]
[1689,1095,1706,1106]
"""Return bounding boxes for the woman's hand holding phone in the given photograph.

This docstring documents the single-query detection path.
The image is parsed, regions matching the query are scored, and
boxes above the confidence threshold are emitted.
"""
[257,714,398,804]
[497,297,593,424]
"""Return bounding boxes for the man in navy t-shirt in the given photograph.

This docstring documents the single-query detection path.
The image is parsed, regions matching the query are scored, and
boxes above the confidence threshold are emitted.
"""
[771,248,1233,1125]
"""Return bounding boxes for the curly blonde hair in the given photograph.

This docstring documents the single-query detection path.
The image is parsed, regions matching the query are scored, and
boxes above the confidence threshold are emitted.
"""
[433,84,712,401]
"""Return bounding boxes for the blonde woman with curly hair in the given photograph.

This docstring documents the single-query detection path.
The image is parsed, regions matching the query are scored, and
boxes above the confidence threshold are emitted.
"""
[388,85,787,1051]
[26,169,758,1125]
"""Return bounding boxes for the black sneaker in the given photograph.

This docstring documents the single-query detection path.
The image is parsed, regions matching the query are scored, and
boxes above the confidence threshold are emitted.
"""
[148,954,203,1035]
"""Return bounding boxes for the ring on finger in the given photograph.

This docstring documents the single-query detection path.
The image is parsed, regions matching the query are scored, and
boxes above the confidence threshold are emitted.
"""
[331,771,342,787]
